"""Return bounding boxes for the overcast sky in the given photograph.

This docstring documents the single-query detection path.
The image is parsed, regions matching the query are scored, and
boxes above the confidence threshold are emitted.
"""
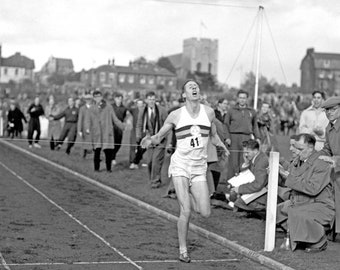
[1,0,340,88]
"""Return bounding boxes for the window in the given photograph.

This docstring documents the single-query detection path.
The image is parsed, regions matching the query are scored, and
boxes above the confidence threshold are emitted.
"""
[168,80,173,86]
[15,68,19,76]
[323,60,330,68]
[119,74,126,83]
[140,75,146,84]
[318,71,325,79]
[100,72,106,83]
[157,76,165,85]
[109,73,115,82]
[148,76,155,85]
[128,75,134,84]
[4,68,7,75]
[196,62,201,72]
[91,74,96,85]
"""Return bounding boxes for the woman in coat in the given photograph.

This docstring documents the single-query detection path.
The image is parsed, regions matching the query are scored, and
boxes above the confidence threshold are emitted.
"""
[7,101,27,138]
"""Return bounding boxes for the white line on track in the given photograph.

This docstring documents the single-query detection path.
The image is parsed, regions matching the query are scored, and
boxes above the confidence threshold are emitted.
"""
[0,140,296,270]
[0,252,11,270]
[0,161,143,270]
[6,258,240,266]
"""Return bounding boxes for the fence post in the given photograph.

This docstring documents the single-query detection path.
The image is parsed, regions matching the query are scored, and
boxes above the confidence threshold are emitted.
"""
[0,116,3,136]
[264,151,280,251]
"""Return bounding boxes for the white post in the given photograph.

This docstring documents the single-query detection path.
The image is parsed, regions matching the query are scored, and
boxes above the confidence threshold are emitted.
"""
[0,116,3,136]
[264,151,279,251]
[254,6,264,110]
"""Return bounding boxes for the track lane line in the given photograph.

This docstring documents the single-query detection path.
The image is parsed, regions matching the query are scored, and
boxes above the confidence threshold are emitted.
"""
[0,252,11,270]
[0,161,143,270]
[0,139,295,270]
[6,258,240,266]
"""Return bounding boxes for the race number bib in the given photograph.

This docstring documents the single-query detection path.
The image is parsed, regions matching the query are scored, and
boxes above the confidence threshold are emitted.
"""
[189,125,202,148]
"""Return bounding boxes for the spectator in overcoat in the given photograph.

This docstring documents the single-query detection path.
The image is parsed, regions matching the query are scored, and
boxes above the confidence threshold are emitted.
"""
[318,96,340,239]
[7,100,26,139]
[136,91,168,188]
[77,94,93,158]
[111,92,128,165]
[85,90,125,172]
[27,96,45,148]
[128,99,145,169]
[45,95,62,150]
[277,133,334,252]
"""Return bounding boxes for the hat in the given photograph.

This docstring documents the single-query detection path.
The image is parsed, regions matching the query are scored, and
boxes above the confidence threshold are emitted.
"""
[321,96,340,109]
[84,94,92,99]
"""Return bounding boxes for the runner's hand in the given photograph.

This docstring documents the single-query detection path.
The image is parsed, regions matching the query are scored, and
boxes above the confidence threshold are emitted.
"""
[141,134,152,149]
[224,147,230,157]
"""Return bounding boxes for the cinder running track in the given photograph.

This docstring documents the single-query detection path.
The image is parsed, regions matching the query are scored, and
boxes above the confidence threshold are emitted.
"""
[0,142,270,270]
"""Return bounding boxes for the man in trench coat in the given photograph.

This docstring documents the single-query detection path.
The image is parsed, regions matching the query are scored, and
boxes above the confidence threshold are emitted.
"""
[85,91,125,172]
[319,96,340,238]
[277,133,334,252]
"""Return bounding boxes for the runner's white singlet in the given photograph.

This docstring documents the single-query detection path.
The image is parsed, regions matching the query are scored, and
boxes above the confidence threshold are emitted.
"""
[169,104,211,177]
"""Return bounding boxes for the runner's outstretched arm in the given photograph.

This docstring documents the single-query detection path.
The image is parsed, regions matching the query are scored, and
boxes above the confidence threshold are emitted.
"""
[141,111,176,148]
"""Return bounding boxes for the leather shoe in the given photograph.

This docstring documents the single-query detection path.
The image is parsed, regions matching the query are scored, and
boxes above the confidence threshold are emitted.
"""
[304,241,327,253]
[151,181,161,189]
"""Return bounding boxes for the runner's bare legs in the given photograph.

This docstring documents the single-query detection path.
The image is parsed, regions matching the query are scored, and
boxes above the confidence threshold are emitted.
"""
[172,176,211,257]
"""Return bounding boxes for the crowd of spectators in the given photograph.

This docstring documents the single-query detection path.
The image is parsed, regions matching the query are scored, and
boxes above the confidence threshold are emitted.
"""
[0,86,339,253]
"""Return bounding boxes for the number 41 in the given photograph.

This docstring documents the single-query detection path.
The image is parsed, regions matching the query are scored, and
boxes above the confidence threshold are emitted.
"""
[190,137,199,147]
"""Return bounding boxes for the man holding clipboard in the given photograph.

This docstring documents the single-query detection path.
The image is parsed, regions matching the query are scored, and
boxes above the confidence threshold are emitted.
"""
[227,139,268,214]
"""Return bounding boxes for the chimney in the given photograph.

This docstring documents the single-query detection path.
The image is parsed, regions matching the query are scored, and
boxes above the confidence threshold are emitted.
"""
[307,48,314,55]
[112,58,115,66]
[0,44,2,66]
[108,59,111,65]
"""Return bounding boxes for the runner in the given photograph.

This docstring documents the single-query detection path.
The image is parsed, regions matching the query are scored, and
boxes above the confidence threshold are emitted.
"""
[141,80,229,263]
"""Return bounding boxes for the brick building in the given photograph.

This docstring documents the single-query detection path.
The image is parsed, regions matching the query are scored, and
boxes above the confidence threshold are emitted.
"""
[300,48,340,95]
[80,63,117,90]
[0,45,35,83]
[41,56,74,75]
[80,57,177,91]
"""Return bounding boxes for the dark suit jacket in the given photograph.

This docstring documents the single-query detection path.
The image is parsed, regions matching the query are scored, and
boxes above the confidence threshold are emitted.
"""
[136,104,168,142]
[238,151,269,194]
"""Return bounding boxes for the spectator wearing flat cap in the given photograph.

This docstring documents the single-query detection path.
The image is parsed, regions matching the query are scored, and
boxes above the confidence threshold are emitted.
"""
[319,96,340,239]
[77,94,94,158]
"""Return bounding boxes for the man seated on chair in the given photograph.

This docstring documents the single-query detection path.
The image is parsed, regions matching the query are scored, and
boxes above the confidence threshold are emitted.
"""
[276,133,335,252]
[228,139,269,214]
